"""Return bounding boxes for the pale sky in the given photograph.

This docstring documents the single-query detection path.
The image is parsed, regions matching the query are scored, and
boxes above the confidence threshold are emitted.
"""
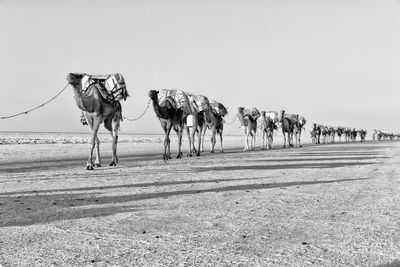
[1,0,399,135]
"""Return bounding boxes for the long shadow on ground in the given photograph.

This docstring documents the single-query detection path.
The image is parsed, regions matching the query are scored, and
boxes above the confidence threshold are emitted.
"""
[247,156,387,163]
[0,177,268,196]
[0,142,389,174]
[195,161,376,172]
[0,177,370,228]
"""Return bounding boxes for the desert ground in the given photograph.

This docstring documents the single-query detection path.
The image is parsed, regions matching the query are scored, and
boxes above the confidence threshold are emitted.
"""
[1,139,400,266]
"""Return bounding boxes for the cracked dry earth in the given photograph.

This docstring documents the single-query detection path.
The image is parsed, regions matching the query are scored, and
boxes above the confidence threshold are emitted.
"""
[1,141,400,266]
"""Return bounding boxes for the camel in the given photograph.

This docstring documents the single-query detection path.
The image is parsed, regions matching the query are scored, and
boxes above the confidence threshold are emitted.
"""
[336,127,344,143]
[372,129,378,141]
[259,111,278,150]
[343,128,352,142]
[351,128,357,142]
[237,107,259,151]
[279,110,296,148]
[321,126,329,144]
[293,116,306,148]
[67,73,127,170]
[158,89,199,157]
[328,126,335,143]
[358,129,367,142]
[148,90,185,160]
[310,123,318,144]
[314,124,323,144]
[186,93,206,157]
[200,101,227,153]
[376,130,383,141]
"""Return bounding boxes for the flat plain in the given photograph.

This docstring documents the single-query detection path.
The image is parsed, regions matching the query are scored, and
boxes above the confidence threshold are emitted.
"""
[1,140,399,266]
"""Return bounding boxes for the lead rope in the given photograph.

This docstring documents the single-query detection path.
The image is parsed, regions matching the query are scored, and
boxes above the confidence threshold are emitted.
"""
[123,99,151,121]
[1,83,70,120]
[224,115,237,125]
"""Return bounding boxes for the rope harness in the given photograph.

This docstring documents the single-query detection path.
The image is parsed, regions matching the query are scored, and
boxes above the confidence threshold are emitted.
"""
[224,116,237,125]
[123,99,151,121]
[1,83,70,120]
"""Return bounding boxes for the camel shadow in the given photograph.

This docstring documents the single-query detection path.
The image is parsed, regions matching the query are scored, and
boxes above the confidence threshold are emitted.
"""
[0,177,370,228]
[248,156,388,163]
[195,161,376,172]
[0,177,267,196]
[0,153,162,174]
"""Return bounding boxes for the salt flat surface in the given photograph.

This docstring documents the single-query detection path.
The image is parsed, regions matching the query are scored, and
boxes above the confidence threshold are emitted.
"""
[1,136,398,266]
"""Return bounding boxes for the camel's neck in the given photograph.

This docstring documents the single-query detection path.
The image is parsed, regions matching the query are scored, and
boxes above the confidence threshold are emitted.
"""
[71,83,98,112]
[204,109,220,125]
[237,111,246,126]
[151,99,168,120]
[237,111,252,127]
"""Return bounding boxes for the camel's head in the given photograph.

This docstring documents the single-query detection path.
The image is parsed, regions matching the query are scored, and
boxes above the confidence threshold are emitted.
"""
[299,116,306,126]
[66,73,84,87]
[217,103,228,117]
[278,110,286,122]
[148,90,159,101]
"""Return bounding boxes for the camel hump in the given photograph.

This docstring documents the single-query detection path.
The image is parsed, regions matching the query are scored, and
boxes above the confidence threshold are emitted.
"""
[81,73,129,102]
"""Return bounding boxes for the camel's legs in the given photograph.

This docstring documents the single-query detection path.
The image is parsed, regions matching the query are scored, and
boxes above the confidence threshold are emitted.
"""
[87,117,102,170]
[186,126,194,157]
[176,126,183,159]
[268,130,273,149]
[94,136,101,167]
[195,125,202,156]
[219,129,224,153]
[250,131,256,151]
[261,130,266,150]
[282,130,287,148]
[298,132,302,147]
[210,127,217,153]
[243,129,249,152]
[201,125,207,152]
[163,122,173,161]
[162,123,168,160]
[109,119,120,166]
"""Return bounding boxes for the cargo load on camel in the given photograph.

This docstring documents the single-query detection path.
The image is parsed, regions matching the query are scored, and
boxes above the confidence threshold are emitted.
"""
[210,100,228,117]
[265,111,278,121]
[80,73,129,102]
[279,110,298,123]
[158,89,196,114]
[188,94,211,112]
[243,107,261,121]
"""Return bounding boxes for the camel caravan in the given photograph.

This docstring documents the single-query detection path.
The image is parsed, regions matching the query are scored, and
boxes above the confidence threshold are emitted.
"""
[310,124,367,144]
[235,108,306,151]
[148,89,227,160]
[373,129,400,141]
[66,72,397,169]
